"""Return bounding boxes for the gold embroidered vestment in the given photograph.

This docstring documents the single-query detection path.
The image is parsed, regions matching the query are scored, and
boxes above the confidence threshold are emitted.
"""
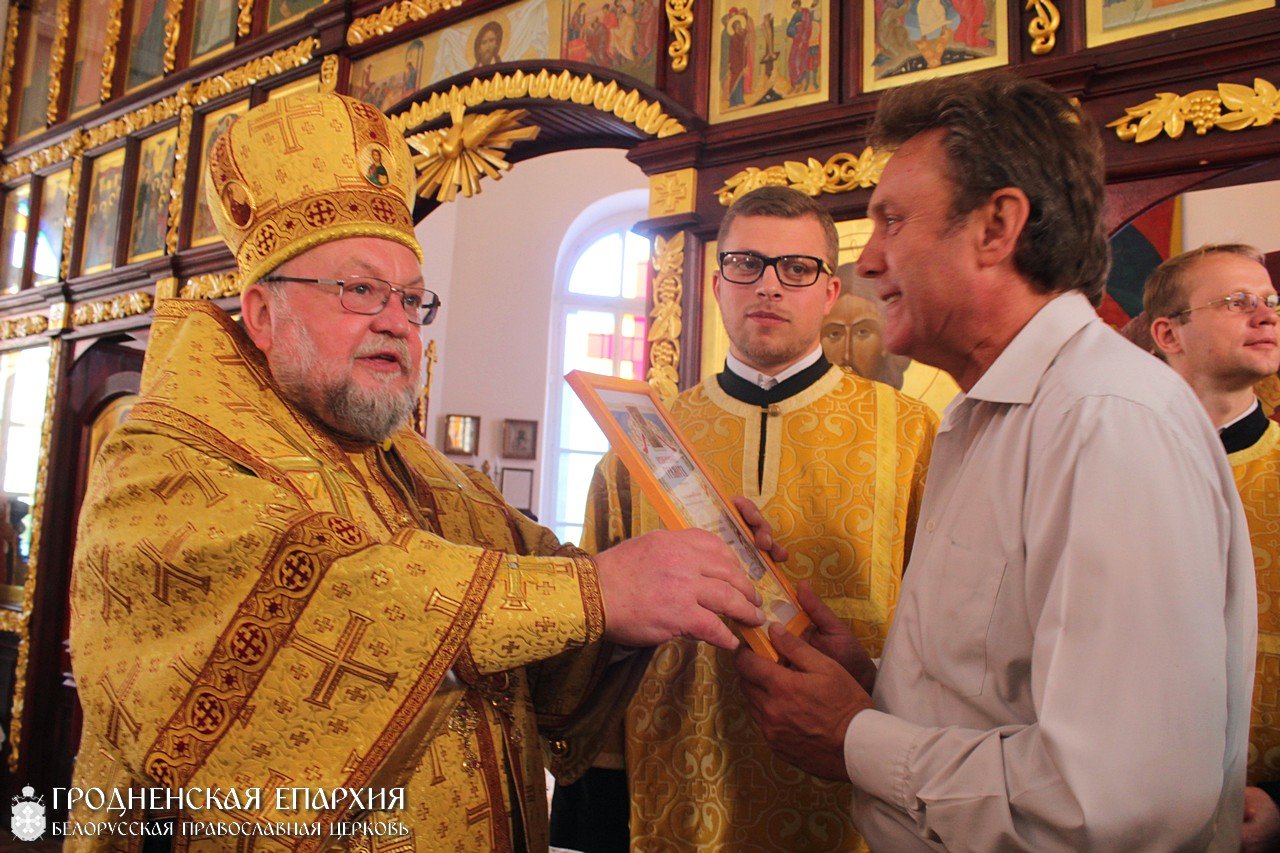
[585,366,937,851]
[69,300,608,852]
[1232,420,1280,788]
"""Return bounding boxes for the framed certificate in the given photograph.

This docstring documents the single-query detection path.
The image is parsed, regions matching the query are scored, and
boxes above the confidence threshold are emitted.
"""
[566,370,809,661]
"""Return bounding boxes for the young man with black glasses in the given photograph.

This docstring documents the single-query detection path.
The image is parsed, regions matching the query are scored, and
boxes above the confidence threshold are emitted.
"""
[551,185,937,852]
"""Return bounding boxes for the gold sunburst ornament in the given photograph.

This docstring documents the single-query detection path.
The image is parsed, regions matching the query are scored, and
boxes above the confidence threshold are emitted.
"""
[407,104,541,203]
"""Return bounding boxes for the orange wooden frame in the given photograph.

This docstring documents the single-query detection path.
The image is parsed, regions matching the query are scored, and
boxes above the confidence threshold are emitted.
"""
[566,369,810,661]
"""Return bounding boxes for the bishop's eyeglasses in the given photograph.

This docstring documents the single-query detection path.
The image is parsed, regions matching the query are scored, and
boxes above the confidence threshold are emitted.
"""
[1170,291,1280,320]
[718,251,832,288]
[261,276,442,325]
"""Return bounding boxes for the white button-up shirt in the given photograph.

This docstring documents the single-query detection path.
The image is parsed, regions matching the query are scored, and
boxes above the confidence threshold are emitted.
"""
[845,292,1256,851]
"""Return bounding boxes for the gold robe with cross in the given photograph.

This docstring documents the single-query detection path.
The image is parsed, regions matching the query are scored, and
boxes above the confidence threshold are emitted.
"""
[1231,420,1280,788]
[583,366,937,851]
[69,300,619,852]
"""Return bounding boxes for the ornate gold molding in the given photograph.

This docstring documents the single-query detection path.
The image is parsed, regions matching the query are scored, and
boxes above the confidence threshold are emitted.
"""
[1026,0,1059,55]
[83,85,190,150]
[1107,78,1280,142]
[392,69,687,138]
[46,0,74,124]
[101,0,126,103]
[408,105,540,202]
[647,231,684,403]
[666,0,694,73]
[347,0,466,45]
[60,154,83,281]
[71,291,154,327]
[649,168,696,217]
[166,105,194,254]
[48,301,69,331]
[320,54,339,93]
[193,37,319,104]
[180,271,243,299]
[163,0,184,73]
[0,134,83,183]
[0,314,50,340]
[717,147,890,206]
[6,335,64,771]
[237,0,253,37]
[154,276,179,301]
[0,4,22,141]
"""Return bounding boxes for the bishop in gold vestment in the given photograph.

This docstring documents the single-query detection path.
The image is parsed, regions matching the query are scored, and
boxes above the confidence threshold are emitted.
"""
[585,360,936,850]
[69,90,768,852]
[71,300,607,851]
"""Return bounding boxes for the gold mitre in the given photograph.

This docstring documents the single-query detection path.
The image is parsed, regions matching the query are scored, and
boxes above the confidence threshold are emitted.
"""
[205,91,422,285]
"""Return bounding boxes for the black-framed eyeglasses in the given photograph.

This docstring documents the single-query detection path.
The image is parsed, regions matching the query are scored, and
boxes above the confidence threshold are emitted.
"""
[717,251,832,288]
[1170,291,1280,321]
[261,276,442,326]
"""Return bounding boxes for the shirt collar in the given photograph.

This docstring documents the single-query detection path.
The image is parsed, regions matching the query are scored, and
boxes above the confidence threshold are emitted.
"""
[725,346,823,390]
[1219,398,1267,454]
[965,291,1098,405]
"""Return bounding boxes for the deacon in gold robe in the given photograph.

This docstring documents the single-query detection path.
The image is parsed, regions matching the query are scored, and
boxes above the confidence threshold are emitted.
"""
[68,91,772,852]
[551,187,937,852]
[1147,242,1280,852]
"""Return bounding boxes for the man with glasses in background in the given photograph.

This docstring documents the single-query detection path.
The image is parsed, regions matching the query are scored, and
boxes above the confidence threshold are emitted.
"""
[550,185,937,851]
[67,91,776,852]
[1145,243,1280,853]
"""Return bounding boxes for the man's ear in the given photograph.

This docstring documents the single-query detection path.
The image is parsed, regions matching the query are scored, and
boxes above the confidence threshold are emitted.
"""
[824,274,841,315]
[711,272,723,308]
[1150,315,1184,358]
[241,283,276,354]
[975,187,1030,268]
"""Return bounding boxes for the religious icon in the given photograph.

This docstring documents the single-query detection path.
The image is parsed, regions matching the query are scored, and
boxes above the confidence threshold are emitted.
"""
[861,0,1007,92]
[566,370,810,661]
[267,74,321,102]
[220,181,254,228]
[348,40,426,113]
[189,0,238,61]
[443,415,480,455]
[125,0,168,91]
[189,100,249,248]
[33,168,71,287]
[502,419,538,459]
[708,0,829,123]
[1085,0,1272,45]
[561,0,659,84]
[267,0,328,29]
[428,0,550,85]
[473,21,506,66]
[80,148,127,275]
[0,186,31,294]
[11,0,58,140]
[361,146,390,188]
[127,128,178,263]
[68,0,113,116]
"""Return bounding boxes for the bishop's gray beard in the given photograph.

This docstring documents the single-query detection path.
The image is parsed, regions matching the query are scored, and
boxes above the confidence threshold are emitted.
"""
[269,304,418,444]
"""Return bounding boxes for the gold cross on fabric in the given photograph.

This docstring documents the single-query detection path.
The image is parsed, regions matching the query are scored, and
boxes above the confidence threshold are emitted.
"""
[291,611,398,709]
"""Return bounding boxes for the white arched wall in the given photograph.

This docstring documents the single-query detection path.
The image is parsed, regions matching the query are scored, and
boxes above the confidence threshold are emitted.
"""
[1182,178,1280,253]
[415,147,649,519]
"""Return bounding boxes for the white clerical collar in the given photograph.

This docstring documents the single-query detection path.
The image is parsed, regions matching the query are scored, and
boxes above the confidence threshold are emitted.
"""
[1219,397,1260,433]
[725,347,823,390]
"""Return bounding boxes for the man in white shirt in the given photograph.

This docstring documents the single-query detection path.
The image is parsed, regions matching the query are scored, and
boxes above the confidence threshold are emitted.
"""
[1145,244,1280,853]
[734,71,1257,850]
